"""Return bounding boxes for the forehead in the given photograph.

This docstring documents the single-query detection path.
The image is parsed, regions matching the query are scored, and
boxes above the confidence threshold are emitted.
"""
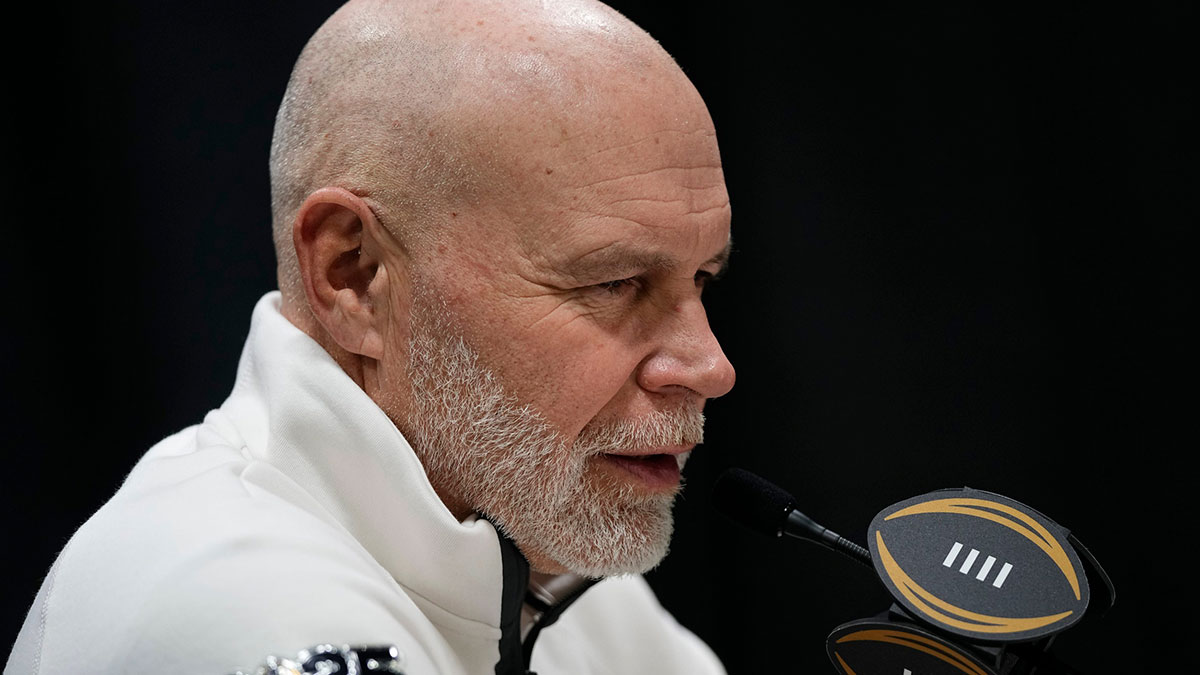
[504,87,730,269]
[424,40,731,270]
[538,145,728,265]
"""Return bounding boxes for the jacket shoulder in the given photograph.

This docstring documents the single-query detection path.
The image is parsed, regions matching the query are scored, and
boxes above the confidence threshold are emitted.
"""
[10,441,448,674]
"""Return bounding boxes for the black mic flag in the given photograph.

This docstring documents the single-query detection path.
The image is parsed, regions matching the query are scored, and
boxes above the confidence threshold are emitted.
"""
[710,469,1115,674]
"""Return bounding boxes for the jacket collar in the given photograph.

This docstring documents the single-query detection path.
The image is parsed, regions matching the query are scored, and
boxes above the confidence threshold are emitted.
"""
[219,292,508,629]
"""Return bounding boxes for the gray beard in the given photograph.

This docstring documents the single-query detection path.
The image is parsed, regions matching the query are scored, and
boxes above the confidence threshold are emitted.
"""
[401,299,705,578]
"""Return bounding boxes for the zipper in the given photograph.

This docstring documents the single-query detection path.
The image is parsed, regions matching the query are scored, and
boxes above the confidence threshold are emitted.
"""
[520,577,599,672]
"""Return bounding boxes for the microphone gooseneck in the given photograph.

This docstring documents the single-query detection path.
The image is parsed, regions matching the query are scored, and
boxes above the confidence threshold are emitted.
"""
[712,468,872,568]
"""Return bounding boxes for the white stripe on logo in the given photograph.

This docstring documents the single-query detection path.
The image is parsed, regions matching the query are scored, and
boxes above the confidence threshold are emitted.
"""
[959,548,980,574]
[993,562,1014,588]
[943,542,964,567]
[975,555,997,581]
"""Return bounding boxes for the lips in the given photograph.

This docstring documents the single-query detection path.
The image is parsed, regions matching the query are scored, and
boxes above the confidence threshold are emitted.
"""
[600,452,684,491]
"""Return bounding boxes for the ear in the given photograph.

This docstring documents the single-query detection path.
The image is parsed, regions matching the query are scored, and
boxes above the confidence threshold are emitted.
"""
[293,187,391,360]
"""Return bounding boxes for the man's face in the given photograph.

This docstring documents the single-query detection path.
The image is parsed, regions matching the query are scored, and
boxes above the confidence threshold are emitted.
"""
[379,78,735,576]
[401,295,709,577]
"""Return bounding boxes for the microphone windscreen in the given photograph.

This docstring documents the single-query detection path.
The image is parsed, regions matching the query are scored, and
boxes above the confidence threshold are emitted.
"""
[711,468,796,537]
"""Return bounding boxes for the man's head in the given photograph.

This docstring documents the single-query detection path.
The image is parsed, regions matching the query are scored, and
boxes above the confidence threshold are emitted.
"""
[271,0,735,577]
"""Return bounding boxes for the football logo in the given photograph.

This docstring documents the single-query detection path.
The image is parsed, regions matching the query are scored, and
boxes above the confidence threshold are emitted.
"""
[868,488,1090,643]
[827,619,996,675]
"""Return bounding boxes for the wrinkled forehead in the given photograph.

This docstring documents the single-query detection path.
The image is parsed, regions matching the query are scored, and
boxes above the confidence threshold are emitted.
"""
[465,56,725,234]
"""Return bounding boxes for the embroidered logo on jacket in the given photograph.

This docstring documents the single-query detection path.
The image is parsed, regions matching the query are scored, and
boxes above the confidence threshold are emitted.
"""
[231,644,405,675]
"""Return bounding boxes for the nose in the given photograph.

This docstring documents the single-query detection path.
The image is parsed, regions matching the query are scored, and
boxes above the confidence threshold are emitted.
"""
[637,297,736,400]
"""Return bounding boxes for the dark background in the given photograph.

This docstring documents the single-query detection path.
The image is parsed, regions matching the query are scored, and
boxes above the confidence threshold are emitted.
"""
[4,2,1192,672]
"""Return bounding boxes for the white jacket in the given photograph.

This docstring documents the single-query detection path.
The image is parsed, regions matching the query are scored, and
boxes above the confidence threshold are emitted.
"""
[7,292,724,674]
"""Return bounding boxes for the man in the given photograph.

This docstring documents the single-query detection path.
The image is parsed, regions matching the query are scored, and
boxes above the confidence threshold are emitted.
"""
[7,0,735,672]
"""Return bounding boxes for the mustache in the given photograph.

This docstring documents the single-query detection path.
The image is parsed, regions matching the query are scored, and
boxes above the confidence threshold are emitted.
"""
[573,405,706,456]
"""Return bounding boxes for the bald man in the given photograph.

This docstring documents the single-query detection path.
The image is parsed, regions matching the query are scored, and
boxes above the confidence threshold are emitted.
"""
[8,1,735,672]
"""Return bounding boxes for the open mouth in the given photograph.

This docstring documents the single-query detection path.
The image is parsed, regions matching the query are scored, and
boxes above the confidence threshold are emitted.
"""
[600,453,682,490]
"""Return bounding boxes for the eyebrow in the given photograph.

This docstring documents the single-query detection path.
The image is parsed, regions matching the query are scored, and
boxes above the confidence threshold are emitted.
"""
[708,238,733,274]
[563,237,733,280]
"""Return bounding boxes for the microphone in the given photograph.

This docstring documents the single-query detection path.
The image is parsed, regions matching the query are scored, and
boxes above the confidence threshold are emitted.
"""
[712,469,1115,673]
[711,468,872,568]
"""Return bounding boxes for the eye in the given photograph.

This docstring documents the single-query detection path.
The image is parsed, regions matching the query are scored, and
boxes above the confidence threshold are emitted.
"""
[695,268,723,290]
[594,277,638,295]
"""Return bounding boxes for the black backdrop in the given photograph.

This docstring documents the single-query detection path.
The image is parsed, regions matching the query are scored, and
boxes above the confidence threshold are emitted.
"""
[4,2,1192,673]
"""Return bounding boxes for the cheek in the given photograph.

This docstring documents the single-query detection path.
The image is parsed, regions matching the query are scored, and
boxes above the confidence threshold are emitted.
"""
[431,260,646,430]
[493,319,644,432]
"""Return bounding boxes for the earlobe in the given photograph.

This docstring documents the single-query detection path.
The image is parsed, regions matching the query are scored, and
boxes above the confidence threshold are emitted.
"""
[293,187,390,360]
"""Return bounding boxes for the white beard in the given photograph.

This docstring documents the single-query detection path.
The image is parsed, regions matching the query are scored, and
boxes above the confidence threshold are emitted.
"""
[401,298,705,578]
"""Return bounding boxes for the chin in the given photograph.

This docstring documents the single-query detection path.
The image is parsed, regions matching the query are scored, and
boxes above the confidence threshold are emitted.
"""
[522,473,679,579]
